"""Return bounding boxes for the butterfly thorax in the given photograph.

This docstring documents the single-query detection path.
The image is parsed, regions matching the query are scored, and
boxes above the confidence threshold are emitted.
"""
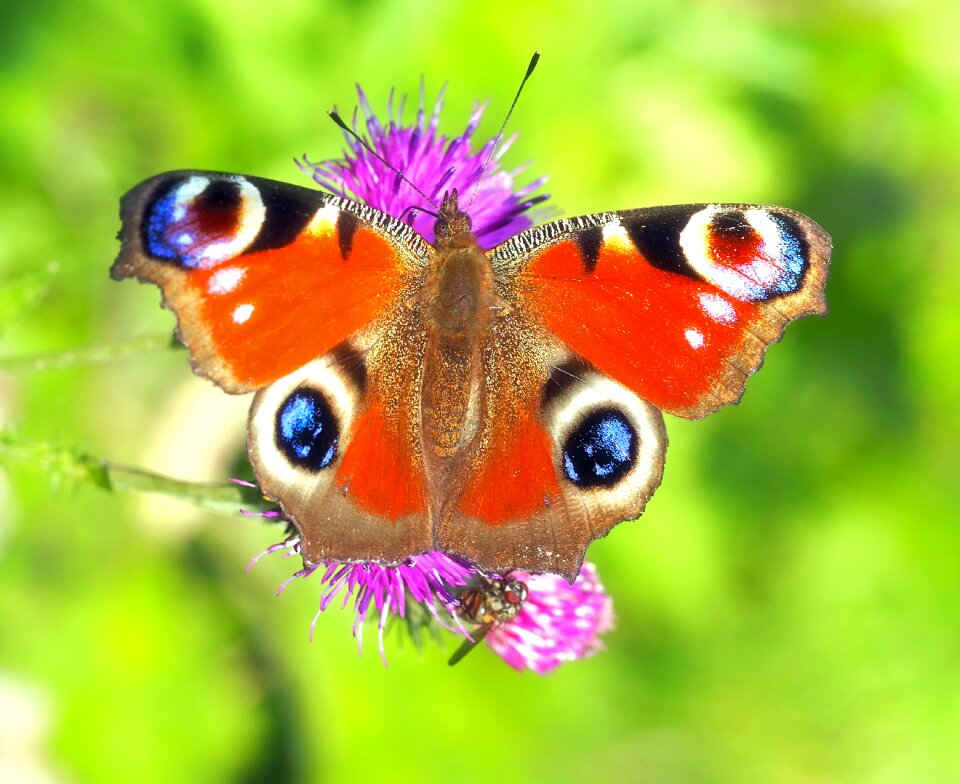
[424,190,494,339]
[419,190,497,460]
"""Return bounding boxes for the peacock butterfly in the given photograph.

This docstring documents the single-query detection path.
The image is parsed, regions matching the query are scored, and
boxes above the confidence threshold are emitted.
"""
[111,109,831,582]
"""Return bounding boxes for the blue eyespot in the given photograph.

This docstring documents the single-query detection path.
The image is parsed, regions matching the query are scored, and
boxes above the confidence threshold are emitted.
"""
[143,177,244,268]
[275,388,339,471]
[769,215,805,294]
[562,408,636,488]
[144,187,183,262]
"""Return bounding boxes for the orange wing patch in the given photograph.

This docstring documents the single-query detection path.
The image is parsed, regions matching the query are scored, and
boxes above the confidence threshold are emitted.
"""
[112,172,428,394]
[335,394,427,520]
[458,409,560,525]
[191,225,409,388]
[522,238,760,418]
[506,205,830,419]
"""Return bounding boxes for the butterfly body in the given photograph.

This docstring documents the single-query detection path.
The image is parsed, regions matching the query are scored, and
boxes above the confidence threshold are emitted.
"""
[418,190,497,461]
[113,168,830,580]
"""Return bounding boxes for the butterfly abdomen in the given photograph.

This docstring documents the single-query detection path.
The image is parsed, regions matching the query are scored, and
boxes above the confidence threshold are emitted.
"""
[421,337,478,458]
[419,200,498,460]
[419,255,492,457]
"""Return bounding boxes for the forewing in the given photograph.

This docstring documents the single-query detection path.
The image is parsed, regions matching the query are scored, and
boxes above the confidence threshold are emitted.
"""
[112,171,430,392]
[490,204,832,419]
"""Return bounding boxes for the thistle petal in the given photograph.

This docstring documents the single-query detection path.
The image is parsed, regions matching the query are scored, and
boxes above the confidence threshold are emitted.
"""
[299,84,548,248]
[485,562,615,674]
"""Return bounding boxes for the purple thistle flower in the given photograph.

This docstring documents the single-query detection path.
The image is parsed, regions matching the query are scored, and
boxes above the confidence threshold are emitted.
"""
[247,536,476,666]
[298,83,549,249]
[485,562,615,674]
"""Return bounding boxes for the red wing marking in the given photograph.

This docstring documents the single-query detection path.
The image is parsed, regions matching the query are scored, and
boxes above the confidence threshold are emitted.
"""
[334,396,426,521]
[458,410,560,525]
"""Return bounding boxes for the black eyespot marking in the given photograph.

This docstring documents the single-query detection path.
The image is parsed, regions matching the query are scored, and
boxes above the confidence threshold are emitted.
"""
[245,180,317,254]
[196,178,242,215]
[709,210,752,239]
[541,357,592,410]
[562,408,637,488]
[623,205,700,277]
[574,227,603,274]
[336,209,360,260]
[275,388,339,471]
[329,342,368,396]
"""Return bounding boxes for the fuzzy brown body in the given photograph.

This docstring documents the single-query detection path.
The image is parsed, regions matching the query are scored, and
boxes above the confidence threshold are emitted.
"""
[418,196,498,465]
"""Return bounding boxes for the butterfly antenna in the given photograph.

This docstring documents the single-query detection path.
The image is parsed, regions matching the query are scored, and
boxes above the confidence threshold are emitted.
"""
[327,109,440,212]
[466,51,541,211]
[400,203,440,223]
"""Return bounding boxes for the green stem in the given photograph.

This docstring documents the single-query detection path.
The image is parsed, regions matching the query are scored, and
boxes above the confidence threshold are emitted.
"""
[0,333,178,373]
[0,432,272,515]
[104,462,261,514]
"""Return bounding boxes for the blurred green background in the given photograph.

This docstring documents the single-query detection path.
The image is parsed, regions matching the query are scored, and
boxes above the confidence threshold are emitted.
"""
[2,0,959,782]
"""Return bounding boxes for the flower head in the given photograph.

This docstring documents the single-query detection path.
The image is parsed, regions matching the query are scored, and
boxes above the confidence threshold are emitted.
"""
[247,536,476,666]
[484,562,615,674]
[299,84,548,249]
